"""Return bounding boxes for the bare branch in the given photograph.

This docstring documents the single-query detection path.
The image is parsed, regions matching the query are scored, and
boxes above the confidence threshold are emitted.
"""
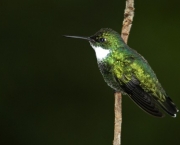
[121,0,135,43]
[113,92,122,145]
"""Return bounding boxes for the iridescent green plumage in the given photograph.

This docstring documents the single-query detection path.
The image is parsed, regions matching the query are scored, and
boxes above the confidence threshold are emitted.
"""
[64,28,178,117]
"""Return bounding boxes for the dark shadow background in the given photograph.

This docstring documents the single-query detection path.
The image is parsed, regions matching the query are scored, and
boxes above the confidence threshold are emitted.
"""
[1,0,180,145]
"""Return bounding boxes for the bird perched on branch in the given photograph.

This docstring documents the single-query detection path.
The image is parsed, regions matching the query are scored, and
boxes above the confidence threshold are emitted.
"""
[64,28,178,117]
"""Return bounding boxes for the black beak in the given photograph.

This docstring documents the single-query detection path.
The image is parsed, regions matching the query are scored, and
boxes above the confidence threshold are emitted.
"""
[63,35,93,42]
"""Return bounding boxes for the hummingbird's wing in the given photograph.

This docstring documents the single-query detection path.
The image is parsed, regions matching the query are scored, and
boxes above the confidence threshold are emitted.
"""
[118,77,164,117]
[114,52,178,117]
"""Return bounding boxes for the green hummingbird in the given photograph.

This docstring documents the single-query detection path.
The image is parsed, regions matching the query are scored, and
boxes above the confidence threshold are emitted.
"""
[64,28,178,117]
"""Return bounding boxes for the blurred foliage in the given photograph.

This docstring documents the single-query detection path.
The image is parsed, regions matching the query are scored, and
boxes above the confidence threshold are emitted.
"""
[0,0,180,145]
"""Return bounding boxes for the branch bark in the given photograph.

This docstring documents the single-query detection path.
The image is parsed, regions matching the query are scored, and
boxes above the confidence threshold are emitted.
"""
[113,1,135,145]
[113,92,122,145]
[121,0,135,43]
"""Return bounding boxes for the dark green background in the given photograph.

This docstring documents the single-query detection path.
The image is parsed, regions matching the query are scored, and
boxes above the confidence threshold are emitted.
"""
[1,0,180,145]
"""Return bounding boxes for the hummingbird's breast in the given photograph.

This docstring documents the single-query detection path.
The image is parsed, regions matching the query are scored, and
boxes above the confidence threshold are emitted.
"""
[97,60,124,92]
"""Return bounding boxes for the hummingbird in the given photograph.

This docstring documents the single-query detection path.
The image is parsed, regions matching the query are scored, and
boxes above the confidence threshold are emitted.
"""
[64,28,178,117]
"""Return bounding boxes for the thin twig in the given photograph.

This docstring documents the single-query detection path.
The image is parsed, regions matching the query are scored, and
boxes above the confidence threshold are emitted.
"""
[113,92,122,145]
[113,1,135,145]
[121,0,135,43]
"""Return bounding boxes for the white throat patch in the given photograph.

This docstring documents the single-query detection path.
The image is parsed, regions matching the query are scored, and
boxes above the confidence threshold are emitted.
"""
[90,44,110,60]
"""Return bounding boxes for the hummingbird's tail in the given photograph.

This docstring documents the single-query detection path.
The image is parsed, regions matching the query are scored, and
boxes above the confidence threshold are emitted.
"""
[158,96,179,117]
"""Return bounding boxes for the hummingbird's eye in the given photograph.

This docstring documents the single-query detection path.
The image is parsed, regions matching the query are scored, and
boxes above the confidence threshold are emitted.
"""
[99,38,106,42]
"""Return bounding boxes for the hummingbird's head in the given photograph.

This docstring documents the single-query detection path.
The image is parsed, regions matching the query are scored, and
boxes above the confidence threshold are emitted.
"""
[64,28,123,50]
[89,28,123,50]
[64,28,124,60]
